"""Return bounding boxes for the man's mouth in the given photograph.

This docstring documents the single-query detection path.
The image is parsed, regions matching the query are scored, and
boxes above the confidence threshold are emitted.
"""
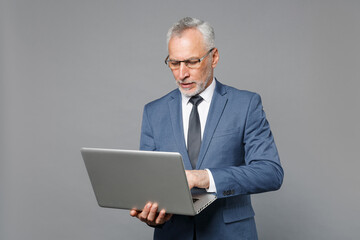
[179,81,194,89]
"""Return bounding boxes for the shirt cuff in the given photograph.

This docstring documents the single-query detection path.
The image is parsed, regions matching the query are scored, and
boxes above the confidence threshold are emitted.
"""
[205,169,217,193]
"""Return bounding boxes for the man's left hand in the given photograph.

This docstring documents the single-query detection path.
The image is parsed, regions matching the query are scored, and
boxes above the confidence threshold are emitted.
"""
[185,170,210,190]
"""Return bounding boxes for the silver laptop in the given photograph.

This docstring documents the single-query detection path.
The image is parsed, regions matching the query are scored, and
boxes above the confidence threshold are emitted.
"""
[81,148,217,216]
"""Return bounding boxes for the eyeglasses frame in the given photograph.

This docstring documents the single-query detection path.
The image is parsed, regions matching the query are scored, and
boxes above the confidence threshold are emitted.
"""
[164,48,215,69]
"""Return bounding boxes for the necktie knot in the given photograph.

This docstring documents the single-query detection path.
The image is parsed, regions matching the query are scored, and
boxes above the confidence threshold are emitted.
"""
[189,95,203,107]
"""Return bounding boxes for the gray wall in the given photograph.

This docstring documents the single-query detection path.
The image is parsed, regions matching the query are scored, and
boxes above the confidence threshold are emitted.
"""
[1,0,359,239]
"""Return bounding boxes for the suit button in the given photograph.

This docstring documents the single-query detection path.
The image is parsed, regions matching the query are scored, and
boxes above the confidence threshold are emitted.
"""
[223,190,232,196]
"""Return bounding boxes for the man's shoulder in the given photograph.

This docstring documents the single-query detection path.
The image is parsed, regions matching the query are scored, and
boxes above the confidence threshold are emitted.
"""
[144,88,180,109]
[218,81,259,100]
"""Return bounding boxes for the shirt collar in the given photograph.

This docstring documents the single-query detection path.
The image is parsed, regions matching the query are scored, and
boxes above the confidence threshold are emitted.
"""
[181,78,216,105]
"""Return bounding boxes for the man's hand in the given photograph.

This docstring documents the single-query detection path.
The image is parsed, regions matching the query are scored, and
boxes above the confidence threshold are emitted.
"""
[185,170,210,190]
[129,202,172,227]
[130,170,209,225]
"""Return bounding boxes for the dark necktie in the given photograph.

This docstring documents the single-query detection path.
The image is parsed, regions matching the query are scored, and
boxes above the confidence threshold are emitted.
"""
[188,95,203,169]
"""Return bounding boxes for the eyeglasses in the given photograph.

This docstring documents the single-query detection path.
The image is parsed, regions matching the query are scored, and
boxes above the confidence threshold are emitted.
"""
[164,48,215,70]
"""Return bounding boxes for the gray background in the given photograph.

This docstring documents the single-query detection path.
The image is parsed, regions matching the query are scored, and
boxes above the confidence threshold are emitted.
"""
[1,0,359,239]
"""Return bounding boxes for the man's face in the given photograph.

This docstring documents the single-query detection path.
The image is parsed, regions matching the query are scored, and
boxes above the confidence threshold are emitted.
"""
[168,29,219,97]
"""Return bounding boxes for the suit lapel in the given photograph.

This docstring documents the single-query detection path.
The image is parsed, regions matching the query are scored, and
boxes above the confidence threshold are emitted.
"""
[197,80,228,169]
[168,90,193,170]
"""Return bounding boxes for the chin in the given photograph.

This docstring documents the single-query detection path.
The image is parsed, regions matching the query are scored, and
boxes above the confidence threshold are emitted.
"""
[180,87,200,97]
[177,82,205,97]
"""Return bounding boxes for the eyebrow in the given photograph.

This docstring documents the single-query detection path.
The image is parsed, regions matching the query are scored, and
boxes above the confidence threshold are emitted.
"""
[168,56,200,61]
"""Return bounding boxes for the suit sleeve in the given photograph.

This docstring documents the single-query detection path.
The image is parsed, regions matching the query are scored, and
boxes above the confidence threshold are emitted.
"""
[209,93,284,198]
[139,105,156,151]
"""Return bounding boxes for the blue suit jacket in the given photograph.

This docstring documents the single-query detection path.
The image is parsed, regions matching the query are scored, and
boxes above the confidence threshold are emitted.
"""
[140,80,283,240]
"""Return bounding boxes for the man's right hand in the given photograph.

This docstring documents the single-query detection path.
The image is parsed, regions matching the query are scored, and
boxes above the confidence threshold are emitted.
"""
[129,202,172,227]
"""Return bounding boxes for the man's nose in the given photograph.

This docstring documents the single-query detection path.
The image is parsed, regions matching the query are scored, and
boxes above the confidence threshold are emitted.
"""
[178,62,190,79]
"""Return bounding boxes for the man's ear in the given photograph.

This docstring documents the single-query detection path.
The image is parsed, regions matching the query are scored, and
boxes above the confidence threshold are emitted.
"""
[211,48,219,68]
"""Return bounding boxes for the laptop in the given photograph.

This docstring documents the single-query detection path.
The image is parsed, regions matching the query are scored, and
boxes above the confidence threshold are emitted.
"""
[81,148,217,216]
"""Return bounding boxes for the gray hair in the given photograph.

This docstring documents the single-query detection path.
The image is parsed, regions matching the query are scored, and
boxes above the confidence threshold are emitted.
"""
[166,17,215,50]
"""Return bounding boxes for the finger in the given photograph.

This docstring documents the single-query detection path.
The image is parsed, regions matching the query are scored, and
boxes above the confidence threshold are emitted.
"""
[185,170,195,189]
[187,177,194,190]
[164,213,173,222]
[155,209,166,225]
[147,203,158,222]
[139,203,151,221]
[130,209,138,217]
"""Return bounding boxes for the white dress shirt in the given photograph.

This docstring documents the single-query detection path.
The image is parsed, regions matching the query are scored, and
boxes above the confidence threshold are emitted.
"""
[181,79,217,193]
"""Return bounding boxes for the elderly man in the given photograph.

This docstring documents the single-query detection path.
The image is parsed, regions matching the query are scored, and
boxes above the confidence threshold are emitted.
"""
[130,17,283,240]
